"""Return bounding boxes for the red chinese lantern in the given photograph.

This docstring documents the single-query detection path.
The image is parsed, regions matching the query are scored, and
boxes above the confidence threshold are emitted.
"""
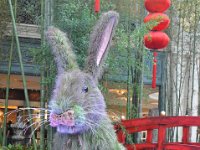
[94,0,100,13]
[144,0,171,13]
[144,13,170,31]
[144,0,171,88]
[144,32,170,50]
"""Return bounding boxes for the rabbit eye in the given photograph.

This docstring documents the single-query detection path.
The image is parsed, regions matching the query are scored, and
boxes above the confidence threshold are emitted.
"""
[82,86,88,93]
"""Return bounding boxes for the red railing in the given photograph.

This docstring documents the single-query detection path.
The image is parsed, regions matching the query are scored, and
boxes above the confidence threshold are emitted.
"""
[115,116,200,150]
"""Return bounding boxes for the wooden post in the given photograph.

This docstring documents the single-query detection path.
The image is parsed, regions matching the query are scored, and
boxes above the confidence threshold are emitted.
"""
[158,125,166,150]
[146,129,153,143]
[182,126,189,144]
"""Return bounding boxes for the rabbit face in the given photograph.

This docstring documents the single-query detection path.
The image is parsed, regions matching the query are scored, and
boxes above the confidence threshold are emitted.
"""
[49,70,106,134]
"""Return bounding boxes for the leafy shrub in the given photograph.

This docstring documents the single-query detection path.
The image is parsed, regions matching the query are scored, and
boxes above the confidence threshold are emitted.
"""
[0,0,10,41]
[16,0,41,24]
[0,144,35,150]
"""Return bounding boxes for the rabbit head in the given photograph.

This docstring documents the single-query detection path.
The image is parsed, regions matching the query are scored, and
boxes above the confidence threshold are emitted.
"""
[46,11,119,134]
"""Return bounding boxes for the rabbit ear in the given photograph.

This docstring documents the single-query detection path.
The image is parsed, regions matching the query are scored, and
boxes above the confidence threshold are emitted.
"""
[84,11,119,80]
[45,27,79,74]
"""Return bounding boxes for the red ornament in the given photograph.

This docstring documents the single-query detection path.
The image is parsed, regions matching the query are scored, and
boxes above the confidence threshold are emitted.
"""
[144,0,171,89]
[94,0,100,13]
[144,32,170,50]
[144,13,170,31]
[144,0,171,13]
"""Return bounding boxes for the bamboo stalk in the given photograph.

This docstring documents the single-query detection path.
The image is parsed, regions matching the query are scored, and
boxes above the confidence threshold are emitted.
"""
[2,0,16,146]
[47,126,53,150]
[138,0,145,119]
[47,65,53,150]
[177,0,187,116]
[175,1,182,116]
[167,1,178,141]
[190,0,198,112]
[126,0,131,120]
[2,25,14,148]
[185,1,193,114]
[50,0,53,24]
[175,1,185,141]
[198,60,200,118]
[47,1,54,148]
[39,0,46,148]
[168,1,174,117]
[7,0,37,149]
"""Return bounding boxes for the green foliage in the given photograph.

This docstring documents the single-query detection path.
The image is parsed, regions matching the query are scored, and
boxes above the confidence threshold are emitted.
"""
[107,0,159,80]
[5,144,23,150]
[53,1,95,67]
[0,144,34,150]
[107,18,158,79]
[173,0,200,32]
[53,0,114,67]
[30,0,116,95]
[0,128,2,147]
[105,0,160,120]
[0,0,10,42]
[16,0,41,24]
[29,0,159,121]
[30,46,56,98]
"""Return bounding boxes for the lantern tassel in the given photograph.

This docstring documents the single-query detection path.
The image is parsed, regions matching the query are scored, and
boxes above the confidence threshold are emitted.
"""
[94,0,100,13]
[152,52,157,88]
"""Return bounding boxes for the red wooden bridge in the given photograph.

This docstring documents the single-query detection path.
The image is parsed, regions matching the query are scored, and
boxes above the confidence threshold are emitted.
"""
[115,116,200,150]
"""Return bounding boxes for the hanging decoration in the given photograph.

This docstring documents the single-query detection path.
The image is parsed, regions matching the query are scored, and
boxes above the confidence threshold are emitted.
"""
[144,0,171,88]
[94,0,100,13]
[144,0,171,13]
[144,13,170,31]
[152,52,157,88]
[144,32,170,49]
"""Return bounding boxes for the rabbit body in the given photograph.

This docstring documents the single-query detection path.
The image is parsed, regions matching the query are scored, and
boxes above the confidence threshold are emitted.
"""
[50,70,125,150]
[46,11,125,150]
[53,118,124,150]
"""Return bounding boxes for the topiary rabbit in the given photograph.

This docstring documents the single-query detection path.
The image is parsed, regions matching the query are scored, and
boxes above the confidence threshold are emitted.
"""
[46,11,125,150]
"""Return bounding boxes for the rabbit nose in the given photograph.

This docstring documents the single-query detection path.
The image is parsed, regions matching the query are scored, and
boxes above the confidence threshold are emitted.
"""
[50,109,75,127]
[61,109,75,126]
[62,109,75,120]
